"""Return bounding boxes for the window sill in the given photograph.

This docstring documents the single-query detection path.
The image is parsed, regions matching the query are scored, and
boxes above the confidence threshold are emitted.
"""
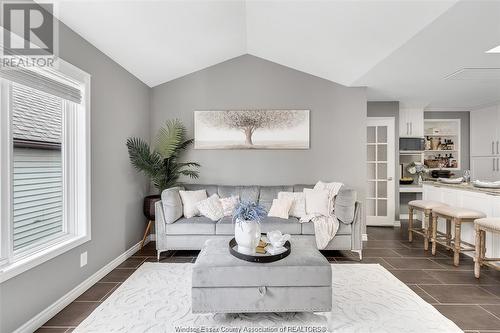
[0,234,90,283]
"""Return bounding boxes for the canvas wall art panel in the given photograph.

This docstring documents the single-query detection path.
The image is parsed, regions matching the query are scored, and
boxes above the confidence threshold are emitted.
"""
[194,110,310,149]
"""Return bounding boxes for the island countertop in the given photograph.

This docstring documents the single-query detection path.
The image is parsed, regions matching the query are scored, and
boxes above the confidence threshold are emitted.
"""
[423,181,500,196]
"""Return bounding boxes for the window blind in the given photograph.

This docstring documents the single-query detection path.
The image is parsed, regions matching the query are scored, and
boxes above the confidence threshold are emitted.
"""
[0,67,82,104]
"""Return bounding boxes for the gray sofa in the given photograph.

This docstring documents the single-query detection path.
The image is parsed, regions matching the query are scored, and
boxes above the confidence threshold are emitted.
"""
[155,184,363,260]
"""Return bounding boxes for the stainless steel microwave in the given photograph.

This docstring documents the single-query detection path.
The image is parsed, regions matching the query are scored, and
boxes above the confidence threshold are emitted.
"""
[400,137,425,151]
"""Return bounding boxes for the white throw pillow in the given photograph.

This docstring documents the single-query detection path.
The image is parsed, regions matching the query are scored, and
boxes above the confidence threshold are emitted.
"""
[268,198,294,219]
[220,195,240,217]
[179,189,207,218]
[196,194,224,221]
[278,192,306,218]
[304,188,330,216]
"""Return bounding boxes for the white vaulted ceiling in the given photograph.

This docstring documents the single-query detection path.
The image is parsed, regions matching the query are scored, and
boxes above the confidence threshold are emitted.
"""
[49,0,500,109]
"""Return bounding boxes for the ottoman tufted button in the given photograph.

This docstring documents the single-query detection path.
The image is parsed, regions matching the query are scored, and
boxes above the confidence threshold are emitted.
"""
[258,286,267,296]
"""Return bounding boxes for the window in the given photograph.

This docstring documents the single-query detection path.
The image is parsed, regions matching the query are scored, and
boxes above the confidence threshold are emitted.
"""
[12,84,64,252]
[0,60,90,282]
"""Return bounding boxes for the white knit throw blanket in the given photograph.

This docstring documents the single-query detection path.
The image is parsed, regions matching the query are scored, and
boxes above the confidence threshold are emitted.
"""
[300,181,343,249]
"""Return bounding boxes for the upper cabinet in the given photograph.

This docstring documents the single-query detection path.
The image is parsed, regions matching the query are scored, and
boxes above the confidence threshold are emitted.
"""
[470,105,500,157]
[399,108,424,137]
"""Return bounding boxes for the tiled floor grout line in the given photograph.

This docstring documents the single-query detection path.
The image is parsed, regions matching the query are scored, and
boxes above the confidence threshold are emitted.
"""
[98,283,121,302]
[413,284,441,304]
[479,305,500,322]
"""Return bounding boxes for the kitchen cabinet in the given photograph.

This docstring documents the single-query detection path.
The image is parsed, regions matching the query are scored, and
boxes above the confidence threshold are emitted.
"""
[399,108,424,137]
[470,105,500,157]
[471,156,500,181]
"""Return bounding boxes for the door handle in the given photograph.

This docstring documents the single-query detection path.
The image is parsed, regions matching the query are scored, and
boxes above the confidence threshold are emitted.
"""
[388,177,393,181]
[497,158,499,172]
[493,141,495,155]
[494,158,497,172]
[497,141,499,155]
[410,122,413,135]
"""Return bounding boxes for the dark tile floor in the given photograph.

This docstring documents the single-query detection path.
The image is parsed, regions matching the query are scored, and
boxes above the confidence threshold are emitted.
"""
[36,222,500,333]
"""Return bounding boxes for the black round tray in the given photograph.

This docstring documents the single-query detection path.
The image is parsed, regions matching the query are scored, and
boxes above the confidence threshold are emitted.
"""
[229,236,291,263]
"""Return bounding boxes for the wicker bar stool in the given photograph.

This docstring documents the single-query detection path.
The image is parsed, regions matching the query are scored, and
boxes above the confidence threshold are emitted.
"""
[408,200,448,250]
[431,206,486,266]
[474,218,500,278]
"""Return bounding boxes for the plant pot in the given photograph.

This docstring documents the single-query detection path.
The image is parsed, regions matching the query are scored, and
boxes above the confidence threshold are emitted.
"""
[234,219,261,255]
[143,195,161,221]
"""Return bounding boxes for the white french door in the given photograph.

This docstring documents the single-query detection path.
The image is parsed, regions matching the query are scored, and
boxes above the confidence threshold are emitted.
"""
[366,118,395,226]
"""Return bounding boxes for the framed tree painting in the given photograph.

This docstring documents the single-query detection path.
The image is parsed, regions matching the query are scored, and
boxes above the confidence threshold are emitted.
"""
[194,110,310,149]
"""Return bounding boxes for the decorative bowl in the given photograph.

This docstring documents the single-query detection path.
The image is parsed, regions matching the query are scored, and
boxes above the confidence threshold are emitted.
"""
[400,178,414,185]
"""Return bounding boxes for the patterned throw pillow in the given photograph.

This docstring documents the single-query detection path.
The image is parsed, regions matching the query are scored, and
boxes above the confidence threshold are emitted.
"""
[220,195,240,217]
[196,194,224,221]
[268,198,294,219]
[179,189,207,218]
[278,192,306,218]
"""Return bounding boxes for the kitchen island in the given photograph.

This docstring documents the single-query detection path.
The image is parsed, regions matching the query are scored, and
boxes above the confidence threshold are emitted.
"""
[423,181,500,258]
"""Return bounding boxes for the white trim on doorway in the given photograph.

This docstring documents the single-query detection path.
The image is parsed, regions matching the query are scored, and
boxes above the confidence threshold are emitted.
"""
[366,117,396,226]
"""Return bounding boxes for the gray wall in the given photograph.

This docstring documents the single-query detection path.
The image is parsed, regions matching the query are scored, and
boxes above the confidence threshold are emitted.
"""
[151,55,367,204]
[424,111,470,175]
[0,17,151,333]
[367,101,400,221]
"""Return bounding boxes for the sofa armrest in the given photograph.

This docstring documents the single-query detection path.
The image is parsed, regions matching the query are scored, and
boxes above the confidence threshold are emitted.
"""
[350,201,363,251]
[155,201,168,252]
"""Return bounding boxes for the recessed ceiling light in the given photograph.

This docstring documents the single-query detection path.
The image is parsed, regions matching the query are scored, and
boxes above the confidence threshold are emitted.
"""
[486,45,500,53]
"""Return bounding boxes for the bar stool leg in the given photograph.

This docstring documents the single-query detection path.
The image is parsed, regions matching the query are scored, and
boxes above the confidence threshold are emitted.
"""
[446,219,452,249]
[474,224,481,278]
[480,230,486,266]
[424,211,430,251]
[431,215,438,255]
[408,207,414,242]
[453,219,462,266]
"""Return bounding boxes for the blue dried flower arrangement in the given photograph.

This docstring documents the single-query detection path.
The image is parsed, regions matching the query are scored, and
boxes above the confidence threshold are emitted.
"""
[232,201,267,223]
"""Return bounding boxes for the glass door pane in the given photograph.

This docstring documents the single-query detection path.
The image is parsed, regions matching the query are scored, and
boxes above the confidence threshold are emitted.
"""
[366,124,389,218]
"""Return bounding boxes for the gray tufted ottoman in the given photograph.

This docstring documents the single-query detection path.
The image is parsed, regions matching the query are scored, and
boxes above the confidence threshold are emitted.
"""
[191,238,332,313]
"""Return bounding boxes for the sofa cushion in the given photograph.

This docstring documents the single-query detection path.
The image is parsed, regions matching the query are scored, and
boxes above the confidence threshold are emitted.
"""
[301,220,352,235]
[259,185,293,211]
[183,184,218,197]
[165,216,216,235]
[216,216,302,235]
[293,184,314,192]
[215,216,235,235]
[335,187,357,224]
[260,216,301,234]
[161,187,183,224]
[218,186,259,203]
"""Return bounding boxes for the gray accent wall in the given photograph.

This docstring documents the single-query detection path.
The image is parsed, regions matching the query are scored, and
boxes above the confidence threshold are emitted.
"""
[367,101,400,221]
[424,111,470,175]
[0,18,151,333]
[150,55,367,205]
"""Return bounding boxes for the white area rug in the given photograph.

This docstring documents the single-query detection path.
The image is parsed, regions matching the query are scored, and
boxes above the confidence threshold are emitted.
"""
[74,263,461,333]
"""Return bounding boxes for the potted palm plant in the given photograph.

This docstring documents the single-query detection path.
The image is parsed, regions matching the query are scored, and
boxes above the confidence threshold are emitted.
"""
[126,119,200,221]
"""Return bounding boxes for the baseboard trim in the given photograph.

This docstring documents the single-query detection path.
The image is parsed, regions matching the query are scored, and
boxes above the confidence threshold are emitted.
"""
[14,237,150,333]
[362,233,368,241]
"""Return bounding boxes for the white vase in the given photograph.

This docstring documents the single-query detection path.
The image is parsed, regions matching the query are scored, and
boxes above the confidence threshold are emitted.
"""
[234,219,261,255]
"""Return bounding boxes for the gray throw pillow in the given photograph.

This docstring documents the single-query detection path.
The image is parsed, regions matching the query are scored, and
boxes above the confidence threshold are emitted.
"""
[161,187,183,224]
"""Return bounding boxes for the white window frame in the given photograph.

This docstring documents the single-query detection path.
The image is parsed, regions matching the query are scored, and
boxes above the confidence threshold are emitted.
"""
[0,59,91,283]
